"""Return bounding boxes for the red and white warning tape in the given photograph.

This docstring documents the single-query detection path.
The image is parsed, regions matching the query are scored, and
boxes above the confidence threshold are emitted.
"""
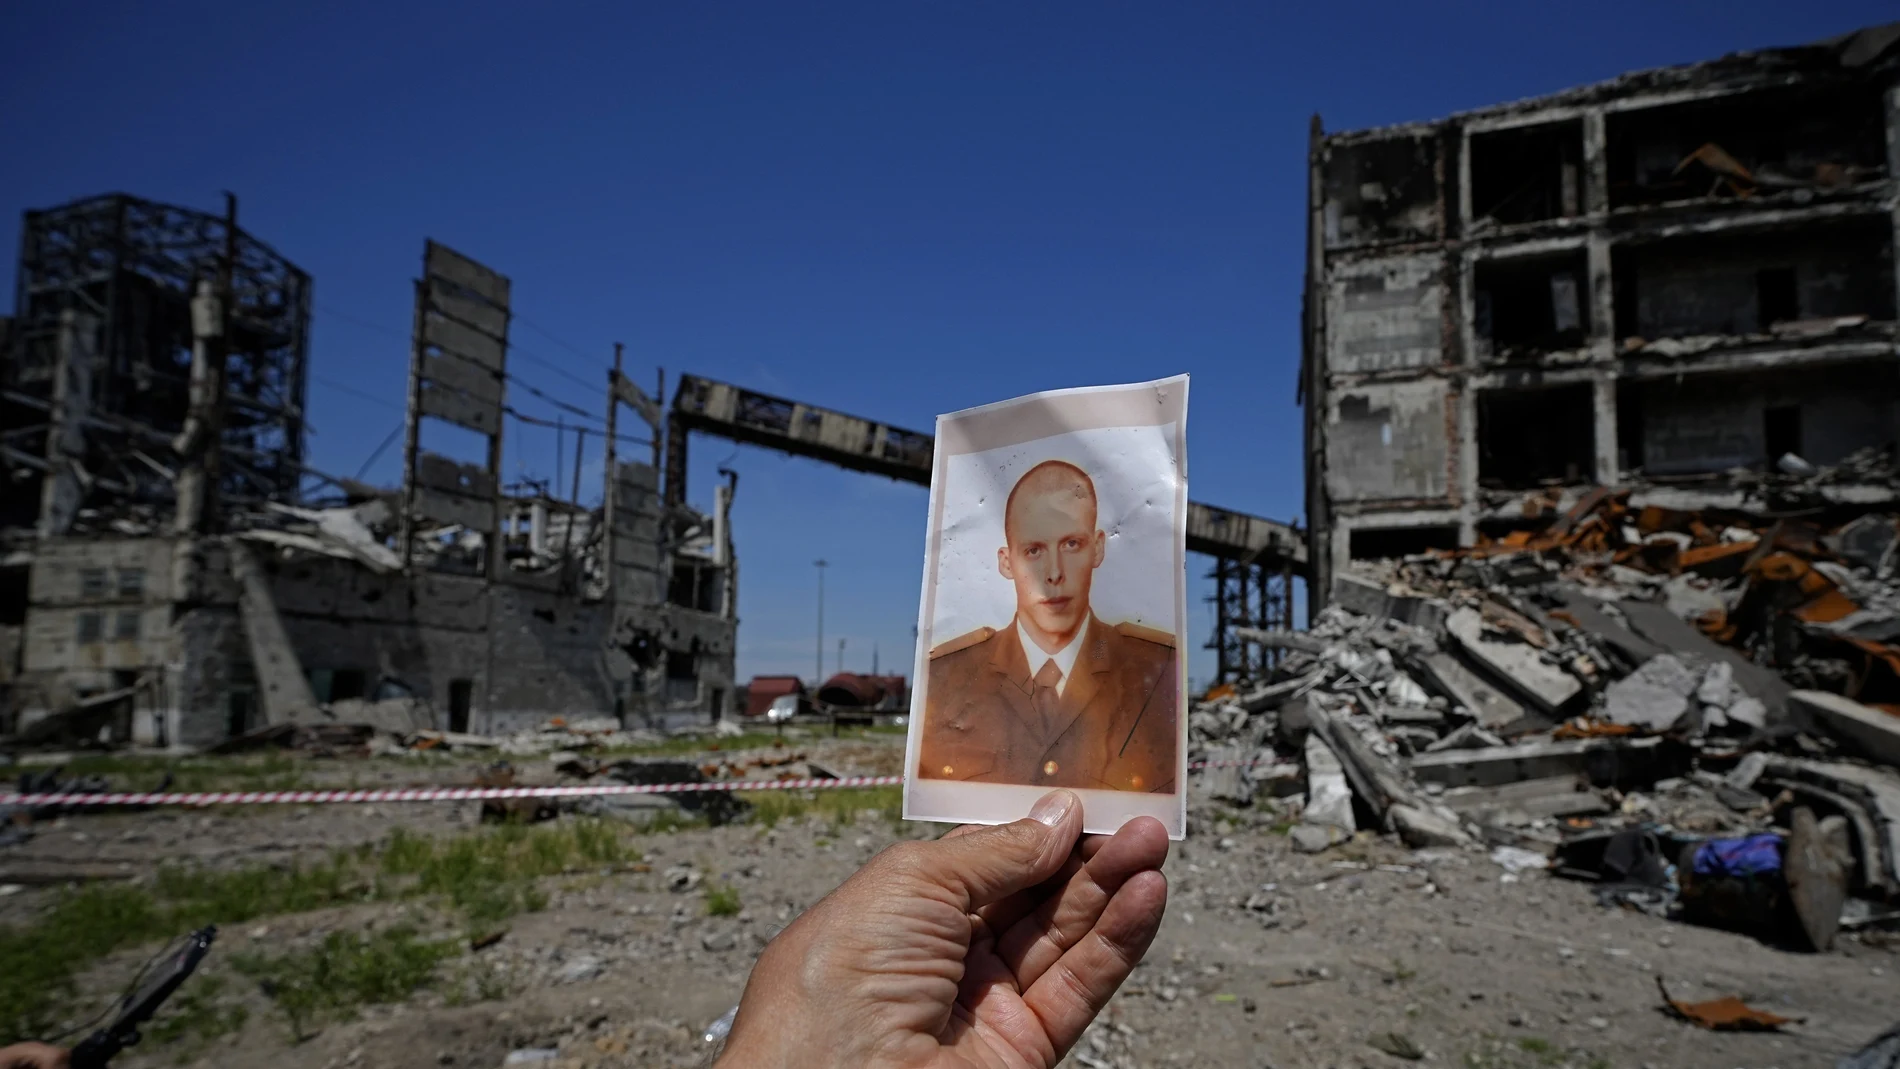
[0,759,1287,808]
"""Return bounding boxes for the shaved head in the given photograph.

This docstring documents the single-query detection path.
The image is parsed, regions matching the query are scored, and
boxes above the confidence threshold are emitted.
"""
[999,460,1105,655]
[1004,460,1097,543]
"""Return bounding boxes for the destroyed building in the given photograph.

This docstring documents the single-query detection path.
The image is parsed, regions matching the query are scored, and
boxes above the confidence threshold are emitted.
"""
[1301,24,1900,608]
[1175,23,1900,957]
[0,193,737,748]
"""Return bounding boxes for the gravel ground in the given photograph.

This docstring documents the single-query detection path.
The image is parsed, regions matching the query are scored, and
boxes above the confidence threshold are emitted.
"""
[4,737,1898,1069]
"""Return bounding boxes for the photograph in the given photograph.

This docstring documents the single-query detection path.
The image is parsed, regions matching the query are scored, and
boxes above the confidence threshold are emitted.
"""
[903,375,1190,839]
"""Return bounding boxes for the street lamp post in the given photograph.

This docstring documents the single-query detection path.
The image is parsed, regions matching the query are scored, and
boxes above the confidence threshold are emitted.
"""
[814,559,828,688]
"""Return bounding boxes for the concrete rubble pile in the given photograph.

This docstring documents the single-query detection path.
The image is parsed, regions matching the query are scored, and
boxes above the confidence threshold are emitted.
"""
[1193,492,1900,953]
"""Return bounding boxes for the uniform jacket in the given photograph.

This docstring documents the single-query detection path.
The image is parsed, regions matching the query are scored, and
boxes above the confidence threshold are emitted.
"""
[916,613,1178,793]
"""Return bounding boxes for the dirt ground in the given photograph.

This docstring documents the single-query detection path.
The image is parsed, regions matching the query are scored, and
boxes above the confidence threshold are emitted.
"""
[4,733,1897,1069]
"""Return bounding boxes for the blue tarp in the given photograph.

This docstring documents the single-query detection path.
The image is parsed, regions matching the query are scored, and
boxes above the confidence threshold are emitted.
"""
[1692,833,1784,880]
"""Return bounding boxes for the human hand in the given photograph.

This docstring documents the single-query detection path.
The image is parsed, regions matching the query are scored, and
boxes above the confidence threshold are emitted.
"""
[715,789,1169,1068]
[0,1043,70,1069]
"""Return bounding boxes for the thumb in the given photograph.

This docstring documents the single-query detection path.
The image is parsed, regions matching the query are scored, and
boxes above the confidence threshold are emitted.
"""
[908,790,1083,909]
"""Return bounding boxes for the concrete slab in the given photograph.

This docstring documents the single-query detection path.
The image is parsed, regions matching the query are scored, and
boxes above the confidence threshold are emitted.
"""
[1550,586,1664,668]
[1617,600,1790,720]
[1602,654,1698,732]
[1445,607,1582,713]
[1409,735,1669,789]
[1331,573,1451,633]
[1789,690,1900,768]
[1302,733,1356,832]
[1412,651,1525,732]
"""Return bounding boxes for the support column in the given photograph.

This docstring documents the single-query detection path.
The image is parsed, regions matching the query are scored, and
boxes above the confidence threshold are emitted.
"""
[1454,385,1480,544]
[1212,558,1232,684]
[171,279,225,536]
[1581,110,1609,217]
[1886,87,1900,333]
[173,194,237,539]
[38,309,96,537]
[1591,374,1619,486]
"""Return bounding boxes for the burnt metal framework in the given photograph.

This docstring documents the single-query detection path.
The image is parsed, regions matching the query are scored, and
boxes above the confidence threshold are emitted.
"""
[1209,557,1298,683]
[666,372,1308,682]
[0,193,310,530]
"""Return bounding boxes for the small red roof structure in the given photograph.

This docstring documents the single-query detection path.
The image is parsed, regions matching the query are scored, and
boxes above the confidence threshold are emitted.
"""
[743,675,806,718]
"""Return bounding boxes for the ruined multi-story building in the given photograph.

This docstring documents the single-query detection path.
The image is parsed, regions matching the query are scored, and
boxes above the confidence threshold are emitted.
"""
[1301,23,1900,610]
[0,193,736,747]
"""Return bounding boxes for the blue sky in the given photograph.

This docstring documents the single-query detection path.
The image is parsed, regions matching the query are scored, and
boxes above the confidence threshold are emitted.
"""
[2,3,1889,689]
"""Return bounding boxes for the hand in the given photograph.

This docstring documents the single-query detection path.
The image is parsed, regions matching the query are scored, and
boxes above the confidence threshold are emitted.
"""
[0,1043,70,1069]
[716,789,1169,1068]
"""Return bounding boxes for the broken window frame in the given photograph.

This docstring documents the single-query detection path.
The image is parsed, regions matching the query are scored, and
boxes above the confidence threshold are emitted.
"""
[1476,384,1598,490]
[1468,119,1586,228]
[79,568,108,599]
[1472,248,1592,363]
[117,567,145,599]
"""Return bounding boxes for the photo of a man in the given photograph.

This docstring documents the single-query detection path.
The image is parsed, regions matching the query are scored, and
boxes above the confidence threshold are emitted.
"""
[916,459,1178,793]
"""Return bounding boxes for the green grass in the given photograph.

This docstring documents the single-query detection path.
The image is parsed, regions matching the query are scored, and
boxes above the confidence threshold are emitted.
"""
[38,752,314,794]
[704,882,742,917]
[0,818,640,1044]
[376,820,633,938]
[739,785,904,830]
[1514,1037,1565,1067]
[597,731,794,757]
[234,927,457,1040]
[142,973,248,1057]
[0,785,917,1045]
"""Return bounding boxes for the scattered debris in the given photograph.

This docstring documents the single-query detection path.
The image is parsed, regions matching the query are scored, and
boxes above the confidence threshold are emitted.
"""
[1366,1032,1424,1060]
[1656,977,1798,1031]
[1192,497,1900,945]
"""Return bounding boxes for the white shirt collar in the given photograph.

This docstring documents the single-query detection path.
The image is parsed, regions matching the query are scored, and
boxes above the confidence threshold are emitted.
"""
[1017,615,1088,697]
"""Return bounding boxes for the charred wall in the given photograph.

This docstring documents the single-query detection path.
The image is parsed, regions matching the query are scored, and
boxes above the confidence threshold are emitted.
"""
[1303,23,1900,614]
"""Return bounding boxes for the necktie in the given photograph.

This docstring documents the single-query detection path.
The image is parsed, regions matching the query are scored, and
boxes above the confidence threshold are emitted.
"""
[1032,659,1064,723]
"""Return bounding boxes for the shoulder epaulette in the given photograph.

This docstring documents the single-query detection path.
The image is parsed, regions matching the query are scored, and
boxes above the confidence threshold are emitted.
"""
[1114,620,1177,649]
[930,626,996,660]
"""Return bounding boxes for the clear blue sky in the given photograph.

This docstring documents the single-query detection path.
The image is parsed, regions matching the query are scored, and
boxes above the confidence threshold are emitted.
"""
[2,3,1889,689]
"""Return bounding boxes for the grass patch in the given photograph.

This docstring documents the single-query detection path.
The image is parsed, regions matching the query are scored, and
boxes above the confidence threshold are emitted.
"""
[597,731,794,757]
[0,818,639,1044]
[704,882,742,917]
[44,752,313,794]
[1514,1036,1564,1066]
[740,785,903,830]
[234,927,457,1040]
[143,973,248,1054]
[441,956,515,1007]
[0,860,369,1043]
[377,820,634,939]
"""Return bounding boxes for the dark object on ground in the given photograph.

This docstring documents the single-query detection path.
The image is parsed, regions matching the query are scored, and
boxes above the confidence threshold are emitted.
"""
[1840,1020,1900,1069]
[1657,977,1798,1031]
[70,926,218,1068]
[477,762,558,824]
[599,759,749,825]
[1785,806,1854,952]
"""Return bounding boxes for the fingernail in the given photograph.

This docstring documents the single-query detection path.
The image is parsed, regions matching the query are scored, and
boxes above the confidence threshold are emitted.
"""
[1029,790,1076,827]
